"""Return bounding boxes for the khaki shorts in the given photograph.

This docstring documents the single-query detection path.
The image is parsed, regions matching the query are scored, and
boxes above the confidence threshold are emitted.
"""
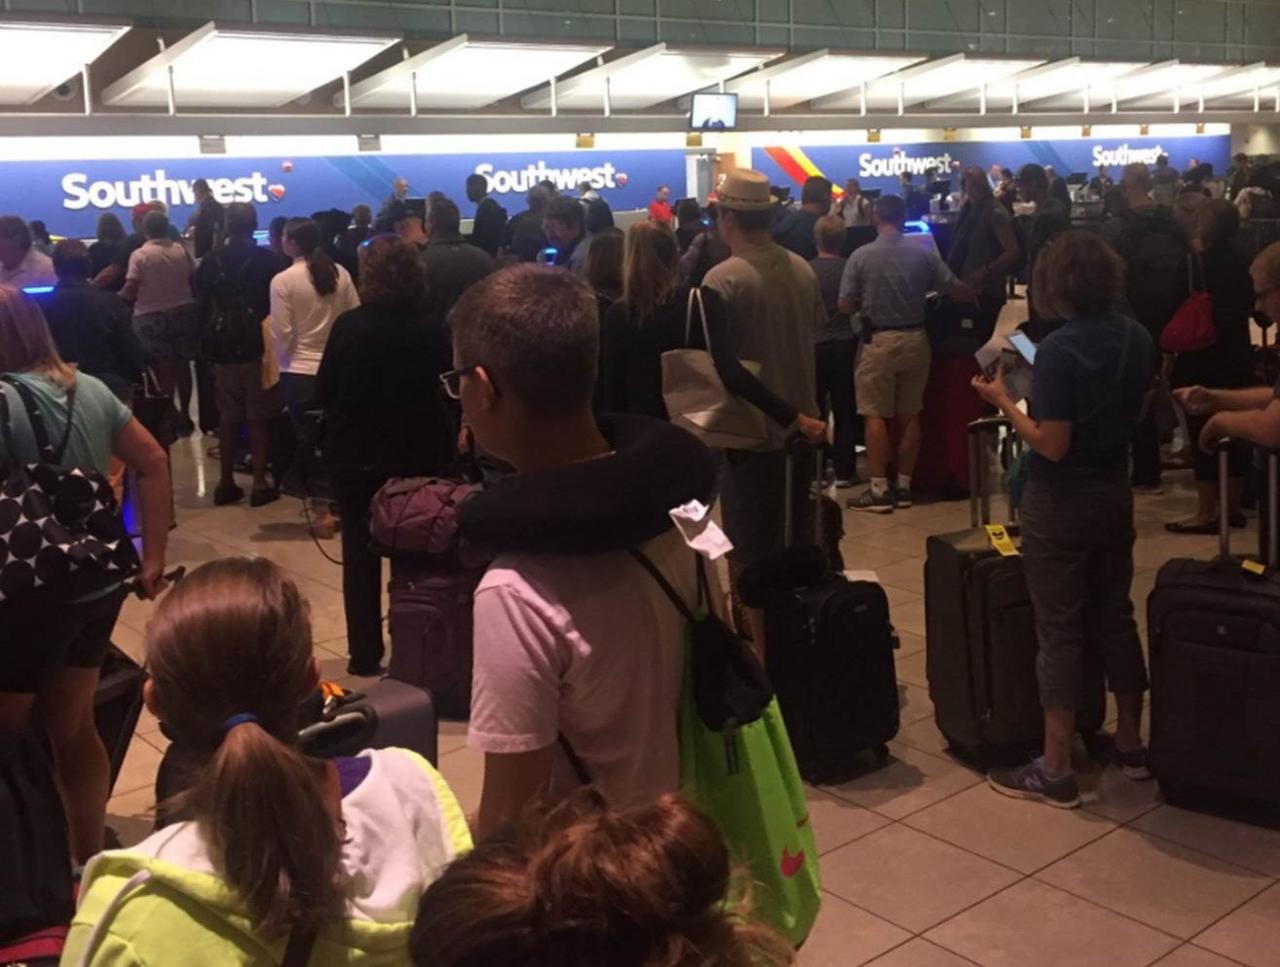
[215,361,280,423]
[855,328,931,419]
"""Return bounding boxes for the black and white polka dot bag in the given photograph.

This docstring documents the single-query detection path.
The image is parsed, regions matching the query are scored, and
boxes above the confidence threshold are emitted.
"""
[0,375,139,603]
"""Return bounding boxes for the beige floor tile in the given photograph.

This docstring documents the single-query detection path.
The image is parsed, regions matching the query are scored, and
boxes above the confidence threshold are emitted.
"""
[898,682,935,725]
[135,706,162,736]
[896,713,952,758]
[1077,765,1162,824]
[891,595,928,639]
[438,719,469,756]
[139,730,171,754]
[805,787,890,856]
[112,621,147,663]
[1133,806,1280,878]
[851,524,935,557]
[1037,828,1272,939]
[796,892,911,967]
[894,630,925,658]
[865,938,982,967]
[824,741,981,820]
[107,785,158,849]
[1194,883,1280,967]
[437,744,485,818]
[821,824,1020,933]
[882,584,923,612]
[113,734,165,796]
[841,540,916,571]
[1153,946,1251,967]
[895,647,928,689]
[926,879,1180,967]
[875,557,926,595]
[904,784,1116,874]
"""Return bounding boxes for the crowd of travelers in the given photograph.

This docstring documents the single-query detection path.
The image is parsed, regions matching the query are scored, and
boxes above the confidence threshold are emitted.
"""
[1,144,1280,964]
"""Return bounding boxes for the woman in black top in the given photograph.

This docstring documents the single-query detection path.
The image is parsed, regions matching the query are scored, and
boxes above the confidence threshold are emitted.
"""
[1166,199,1257,533]
[88,213,128,291]
[600,221,823,441]
[316,235,455,676]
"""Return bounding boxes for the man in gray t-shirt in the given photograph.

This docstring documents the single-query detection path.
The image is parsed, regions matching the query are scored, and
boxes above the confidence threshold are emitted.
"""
[838,195,970,514]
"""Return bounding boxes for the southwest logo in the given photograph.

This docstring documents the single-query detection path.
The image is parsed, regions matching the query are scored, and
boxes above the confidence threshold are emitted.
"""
[268,184,286,201]
[781,847,807,879]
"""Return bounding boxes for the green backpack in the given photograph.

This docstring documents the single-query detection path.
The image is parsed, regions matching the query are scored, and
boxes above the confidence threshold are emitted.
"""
[630,550,822,947]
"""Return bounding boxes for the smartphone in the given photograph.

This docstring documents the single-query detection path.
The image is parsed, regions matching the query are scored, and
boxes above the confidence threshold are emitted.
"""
[1008,330,1037,365]
[536,246,558,265]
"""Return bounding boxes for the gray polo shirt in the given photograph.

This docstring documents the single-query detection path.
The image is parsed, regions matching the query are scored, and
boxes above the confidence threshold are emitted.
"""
[838,231,957,331]
[703,240,823,450]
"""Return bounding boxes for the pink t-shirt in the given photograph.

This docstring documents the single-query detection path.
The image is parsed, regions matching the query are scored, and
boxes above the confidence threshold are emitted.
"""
[468,530,695,808]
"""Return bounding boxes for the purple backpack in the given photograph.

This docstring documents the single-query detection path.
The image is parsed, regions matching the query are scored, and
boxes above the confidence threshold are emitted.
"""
[369,477,492,720]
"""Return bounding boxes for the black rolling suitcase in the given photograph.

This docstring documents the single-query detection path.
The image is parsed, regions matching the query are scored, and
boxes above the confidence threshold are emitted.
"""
[739,439,899,784]
[1147,444,1280,816]
[94,645,146,795]
[925,418,1105,767]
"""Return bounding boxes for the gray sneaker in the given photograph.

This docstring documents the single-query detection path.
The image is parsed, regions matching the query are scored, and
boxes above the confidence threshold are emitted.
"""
[894,486,913,509]
[1113,744,1153,781]
[988,757,1082,809]
[847,488,894,514]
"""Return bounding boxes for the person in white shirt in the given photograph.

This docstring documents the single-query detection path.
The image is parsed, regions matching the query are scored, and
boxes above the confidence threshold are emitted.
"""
[0,216,56,288]
[832,178,873,229]
[269,218,359,535]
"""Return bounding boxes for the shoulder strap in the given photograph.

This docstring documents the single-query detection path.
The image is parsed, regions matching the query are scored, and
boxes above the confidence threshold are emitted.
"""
[0,385,16,465]
[0,374,75,464]
[628,547,700,620]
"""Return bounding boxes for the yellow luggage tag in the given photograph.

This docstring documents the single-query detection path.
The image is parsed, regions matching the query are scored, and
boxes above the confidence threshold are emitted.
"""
[1242,559,1267,578]
[985,524,1019,557]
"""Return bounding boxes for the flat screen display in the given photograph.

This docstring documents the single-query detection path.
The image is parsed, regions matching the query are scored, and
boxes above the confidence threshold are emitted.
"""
[690,92,738,131]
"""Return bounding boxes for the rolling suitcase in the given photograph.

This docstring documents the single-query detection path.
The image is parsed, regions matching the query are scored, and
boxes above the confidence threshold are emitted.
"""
[1147,444,1280,816]
[370,477,491,721]
[739,439,899,784]
[925,418,1105,767]
[94,645,146,795]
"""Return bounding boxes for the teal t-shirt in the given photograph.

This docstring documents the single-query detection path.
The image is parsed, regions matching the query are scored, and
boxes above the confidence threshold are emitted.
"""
[0,371,131,477]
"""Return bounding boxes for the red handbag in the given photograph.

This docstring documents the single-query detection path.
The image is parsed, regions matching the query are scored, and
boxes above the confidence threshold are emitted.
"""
[1160,255,1217,354]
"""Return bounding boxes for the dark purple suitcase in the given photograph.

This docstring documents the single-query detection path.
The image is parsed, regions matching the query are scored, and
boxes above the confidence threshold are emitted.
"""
[1147,446,1280,815]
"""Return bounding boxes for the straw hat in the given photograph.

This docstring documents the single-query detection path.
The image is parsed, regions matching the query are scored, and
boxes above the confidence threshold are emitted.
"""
[716,168,774,212]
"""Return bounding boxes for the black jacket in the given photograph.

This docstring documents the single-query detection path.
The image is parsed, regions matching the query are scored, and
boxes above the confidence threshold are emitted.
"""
[315,302,455,481]
[421,235,494,321]
[503,209,548,262]
[458,413,718,555]
[40,280,142,388]
[470,197,507,257]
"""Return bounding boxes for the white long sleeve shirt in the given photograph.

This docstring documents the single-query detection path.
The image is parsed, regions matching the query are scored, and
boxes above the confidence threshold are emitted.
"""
[268,258,359,375]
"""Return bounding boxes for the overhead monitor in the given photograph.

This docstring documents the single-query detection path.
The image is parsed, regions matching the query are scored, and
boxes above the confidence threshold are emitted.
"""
[690,92,737,131]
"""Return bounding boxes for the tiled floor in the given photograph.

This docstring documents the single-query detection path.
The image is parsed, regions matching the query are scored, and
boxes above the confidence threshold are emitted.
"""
[105,420,1280,967]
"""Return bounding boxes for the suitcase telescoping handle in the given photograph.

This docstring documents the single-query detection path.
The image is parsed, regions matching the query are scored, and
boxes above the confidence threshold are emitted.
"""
[783,431,826,550]
[1215,439,1280,567]
[967,417,1012,529]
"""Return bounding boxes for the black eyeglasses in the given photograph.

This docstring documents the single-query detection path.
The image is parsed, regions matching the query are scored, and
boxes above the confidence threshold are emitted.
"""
[439,365,499,400]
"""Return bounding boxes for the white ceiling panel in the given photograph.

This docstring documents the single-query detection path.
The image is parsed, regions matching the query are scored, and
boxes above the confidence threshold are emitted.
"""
[814,53,1045,112]
[348,34,611,111]
[0,18,130,105]
[101,22,398,109]
[727,49,925,111]
[521,43,779,111]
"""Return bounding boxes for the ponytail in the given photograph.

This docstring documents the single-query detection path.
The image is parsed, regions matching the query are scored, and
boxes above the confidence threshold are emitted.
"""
[287,219,339,297]
[145,557,345,938]
[190,720,343,936]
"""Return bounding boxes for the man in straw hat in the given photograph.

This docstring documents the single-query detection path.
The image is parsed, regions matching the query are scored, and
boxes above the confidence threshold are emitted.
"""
[702,168,828,655]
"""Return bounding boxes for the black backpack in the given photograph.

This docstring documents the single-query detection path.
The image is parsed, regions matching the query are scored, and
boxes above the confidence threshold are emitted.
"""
[203,253,264,365]
[1112,211,1190,335]
[0,375,139,603]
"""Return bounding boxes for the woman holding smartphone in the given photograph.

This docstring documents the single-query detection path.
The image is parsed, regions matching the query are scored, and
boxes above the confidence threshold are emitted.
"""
[971,231,1154,809]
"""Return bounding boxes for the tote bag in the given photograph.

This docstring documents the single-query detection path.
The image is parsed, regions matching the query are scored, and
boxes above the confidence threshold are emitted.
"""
[1160,254,1217,354]
[661,288,770,450]
[631,550,822,947]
